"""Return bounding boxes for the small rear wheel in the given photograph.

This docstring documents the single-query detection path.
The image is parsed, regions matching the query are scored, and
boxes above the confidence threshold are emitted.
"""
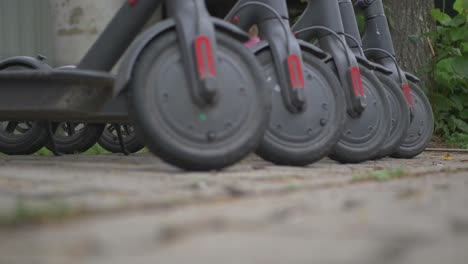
[391,81,434,159]
[127,30,270,170]
[98,124,144,154]
[0,121,48,155]
[46,123,104,154]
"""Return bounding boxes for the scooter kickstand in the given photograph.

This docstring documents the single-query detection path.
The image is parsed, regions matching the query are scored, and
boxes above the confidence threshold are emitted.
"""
[47,122,63,156]
[113,124,130,156]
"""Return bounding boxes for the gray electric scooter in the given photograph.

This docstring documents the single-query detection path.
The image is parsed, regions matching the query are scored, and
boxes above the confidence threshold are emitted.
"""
[292,0,391,163]
[355,0,434,158]
[337,0,411,159]
[226,0,346,166]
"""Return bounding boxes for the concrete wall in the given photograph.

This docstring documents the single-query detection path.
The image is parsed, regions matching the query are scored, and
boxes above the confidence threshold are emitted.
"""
[49,0,125,66]
[49,0,162,67]
[0,0,54,61]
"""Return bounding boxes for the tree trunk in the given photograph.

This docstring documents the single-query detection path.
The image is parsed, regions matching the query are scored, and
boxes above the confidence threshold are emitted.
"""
[384,0,435,86]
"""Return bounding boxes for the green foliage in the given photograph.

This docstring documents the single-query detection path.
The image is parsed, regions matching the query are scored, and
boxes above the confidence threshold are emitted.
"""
[428,0,468,147]
[34,145,148,155]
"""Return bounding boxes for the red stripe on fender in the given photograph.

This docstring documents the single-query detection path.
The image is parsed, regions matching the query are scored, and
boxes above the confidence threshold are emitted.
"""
[195,36,216,78]
[402,83,414,106]
[128,0,137,7]
[351,67,365,96]
[288,55,305,89]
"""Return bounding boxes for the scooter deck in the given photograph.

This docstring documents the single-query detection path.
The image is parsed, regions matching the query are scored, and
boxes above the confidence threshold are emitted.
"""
[0,69,128,123]
[93,95,129,124]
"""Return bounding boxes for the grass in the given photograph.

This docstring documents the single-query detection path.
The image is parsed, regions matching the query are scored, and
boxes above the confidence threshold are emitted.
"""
[35,144,110,156]
[0,200,77,227]
[352,167,408,182]
[34,145,149,156]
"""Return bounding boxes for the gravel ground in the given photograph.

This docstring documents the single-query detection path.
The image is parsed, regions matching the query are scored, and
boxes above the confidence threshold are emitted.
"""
[0,151,467,264]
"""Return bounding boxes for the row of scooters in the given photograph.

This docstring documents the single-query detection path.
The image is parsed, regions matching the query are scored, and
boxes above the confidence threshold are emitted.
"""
[0,0,434,171]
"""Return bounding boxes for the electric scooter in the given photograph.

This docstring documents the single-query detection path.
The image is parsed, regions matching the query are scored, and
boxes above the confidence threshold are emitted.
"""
[355,0,434,158]
[225,0,346,166]
[292,0,391,163]
[337,0,411,159]
[0,0,271,171]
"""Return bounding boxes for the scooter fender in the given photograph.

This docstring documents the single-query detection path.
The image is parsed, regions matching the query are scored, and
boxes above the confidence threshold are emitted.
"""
[212,17,251,42]
[404,72,421,83]
[0,56,51,70]
[298,40,332,62]
[115,18,250,96]
[355,55,393,75]
[251,40,332,64]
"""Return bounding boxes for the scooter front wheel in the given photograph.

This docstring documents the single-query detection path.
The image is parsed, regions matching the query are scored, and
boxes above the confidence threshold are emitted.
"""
[391,81,434,159]
[255,49,346,166]
[330,67,391,163]
[127,30,270,171]
[373,71,410,159]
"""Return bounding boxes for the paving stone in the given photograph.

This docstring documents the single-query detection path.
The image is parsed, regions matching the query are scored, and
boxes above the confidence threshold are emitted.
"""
[0,151,467,263]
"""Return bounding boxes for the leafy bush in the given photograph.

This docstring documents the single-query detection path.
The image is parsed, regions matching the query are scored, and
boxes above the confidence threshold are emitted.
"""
[428,0,468,147]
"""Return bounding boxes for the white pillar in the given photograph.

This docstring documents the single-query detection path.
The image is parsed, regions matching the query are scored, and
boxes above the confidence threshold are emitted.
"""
[49,0,125,66]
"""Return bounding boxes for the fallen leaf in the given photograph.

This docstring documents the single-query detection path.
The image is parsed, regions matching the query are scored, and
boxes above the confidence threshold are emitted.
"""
[442,154,453,161]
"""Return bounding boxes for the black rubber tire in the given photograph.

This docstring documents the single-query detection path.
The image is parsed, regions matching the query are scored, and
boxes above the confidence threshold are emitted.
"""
[0,121,49,155]
[46,123,105,154]
[391,81,434,159]
[329,67,391,163]
[127,30,271,171]
[98,124,145,154]
[255,49,346,166]
[373,71,411,159]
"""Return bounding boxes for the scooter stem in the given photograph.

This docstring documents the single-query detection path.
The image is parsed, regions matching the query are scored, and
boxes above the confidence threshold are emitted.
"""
[167,0,219,105]
[226,0,306,112]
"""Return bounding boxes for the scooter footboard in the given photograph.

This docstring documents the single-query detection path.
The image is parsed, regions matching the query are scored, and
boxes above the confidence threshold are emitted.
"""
[0,70,114,121]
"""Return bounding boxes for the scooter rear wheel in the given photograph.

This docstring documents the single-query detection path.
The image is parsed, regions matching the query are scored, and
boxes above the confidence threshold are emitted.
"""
[330,66,391,163]
[98,124,144,154]
[127,30,270,171]
[255,49,346,166]
[46,123,105,154]
[391,81,434,159]
[373,71,410,159]
[0,121,48,155]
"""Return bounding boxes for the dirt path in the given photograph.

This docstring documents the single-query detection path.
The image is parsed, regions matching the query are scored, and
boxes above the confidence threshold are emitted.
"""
[0,152,467,263]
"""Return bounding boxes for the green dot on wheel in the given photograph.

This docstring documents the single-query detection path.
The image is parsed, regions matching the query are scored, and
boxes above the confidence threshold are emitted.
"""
[199,114,207,122]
